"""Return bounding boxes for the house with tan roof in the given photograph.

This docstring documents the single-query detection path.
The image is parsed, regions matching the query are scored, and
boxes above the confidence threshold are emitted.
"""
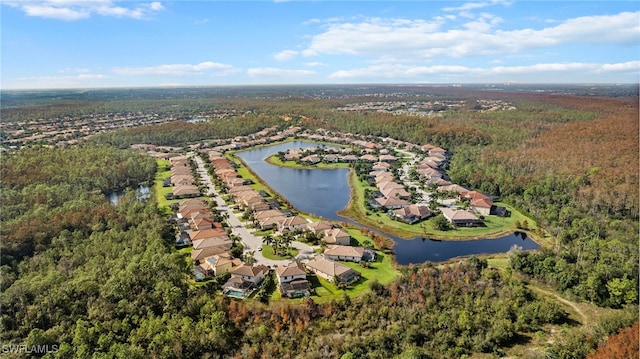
[359,154,378,162]
[305,221,334,235]
[380,186,411,200]
[189,228,229,243]
[277,215,310,231]
[322,228,351,245]
[374,172,395,184]
[188,216,218,231]
[324,245,375,263]
[230,264,270,285]
[274,262,311,298]
[341,154,359,163]
[191,246,231,263]
[305,257,360,285]
[172,185,200,199]
[223,264,270,299]
[200,253,242,277]
[437,184,469,194]
[429,147,447,156]
[440,208,483,227]
[179,198,209,212]
[253,209,286,220]
[378,154,397,162]
[372,162,391,172]
[179,208,212,220]
[258,215,288,230]
[459,191,493,216]
[374,196,410,209]
[171,174,195,186]
[393,204,433,224]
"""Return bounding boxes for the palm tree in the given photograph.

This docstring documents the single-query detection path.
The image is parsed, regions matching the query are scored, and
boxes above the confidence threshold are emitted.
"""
[280,233,293,254]
[263,234,275,253]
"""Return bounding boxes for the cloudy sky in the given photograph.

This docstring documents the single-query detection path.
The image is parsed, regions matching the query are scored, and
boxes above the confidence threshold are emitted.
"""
[2,1,638,89]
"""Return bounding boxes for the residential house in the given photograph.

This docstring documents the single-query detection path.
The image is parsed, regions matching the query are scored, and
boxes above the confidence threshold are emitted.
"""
[429,147,447,157]
[371,162,391,172]
[378,154,397,162]
[393,204,433,224]
[374,196,410,209]
[277,215,310,232]
[229,264,270,285]
[440,208,483,227]
[305,257,361,285]
[172,185,200,198]
[189,228,230,243]
[258,215,288,230]
[341,154,359,163]
[171,174,195,186]
[274,262,311,298]
[460,191,493,216]
[324,245,375,263]
[200,253,242,277]
[437,184,469,195]
[222,264,270,298]
[191,246,231,263]
[301,155,320,164]
[323,154,339,163]
[380,186,411,200]
[322,228,351,245]
[188,216,218,231]
[359,154,378,162]
[305,221,334,235]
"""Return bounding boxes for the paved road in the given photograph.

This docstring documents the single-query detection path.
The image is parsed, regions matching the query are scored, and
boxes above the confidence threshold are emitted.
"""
[192,155,317,267]
[397,149,432,205]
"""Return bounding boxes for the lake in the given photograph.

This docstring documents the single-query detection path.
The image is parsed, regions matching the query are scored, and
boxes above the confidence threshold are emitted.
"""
[236,141,539,264]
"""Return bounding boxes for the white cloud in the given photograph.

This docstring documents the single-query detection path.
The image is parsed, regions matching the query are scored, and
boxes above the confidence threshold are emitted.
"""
[304,62,325,67]
[443,0,511,13]
[302,11,640,61]
[274,50,298,61]
[247,67,316,77]
[113,61,234,76]
[5,0,164,20]
[5,73,107,89]
[329,61,640,81]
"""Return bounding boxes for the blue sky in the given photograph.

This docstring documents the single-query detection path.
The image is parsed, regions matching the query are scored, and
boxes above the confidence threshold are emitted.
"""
[2,1,639,89]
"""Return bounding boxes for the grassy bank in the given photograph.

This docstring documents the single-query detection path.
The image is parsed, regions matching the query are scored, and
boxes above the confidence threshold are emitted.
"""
[153,158,186,214]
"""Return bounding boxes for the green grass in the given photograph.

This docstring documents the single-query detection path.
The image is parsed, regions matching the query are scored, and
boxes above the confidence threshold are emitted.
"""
[260,244,299,260]
[177,246,193,267]
[308,248,399,303]
[153,158,191,214]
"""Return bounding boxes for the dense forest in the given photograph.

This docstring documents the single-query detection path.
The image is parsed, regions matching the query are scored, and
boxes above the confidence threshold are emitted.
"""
[1,87,638,358]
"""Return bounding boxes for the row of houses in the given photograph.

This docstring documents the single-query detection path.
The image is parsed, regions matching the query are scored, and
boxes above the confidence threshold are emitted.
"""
[174,198,238,279]
[222,251,368,299]
[166,156,201,199]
